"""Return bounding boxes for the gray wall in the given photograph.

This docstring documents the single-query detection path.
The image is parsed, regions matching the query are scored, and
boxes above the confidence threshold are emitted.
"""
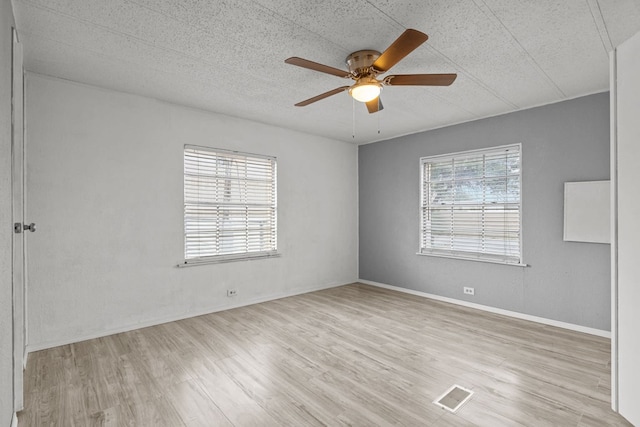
[1,0,15,422]
[359,93,611,331]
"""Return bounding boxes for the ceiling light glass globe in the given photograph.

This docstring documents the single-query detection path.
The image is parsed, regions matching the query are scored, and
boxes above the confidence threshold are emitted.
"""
[349,79,381,103]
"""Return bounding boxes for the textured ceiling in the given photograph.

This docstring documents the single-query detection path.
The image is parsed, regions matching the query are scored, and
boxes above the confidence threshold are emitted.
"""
[12,0,640,144]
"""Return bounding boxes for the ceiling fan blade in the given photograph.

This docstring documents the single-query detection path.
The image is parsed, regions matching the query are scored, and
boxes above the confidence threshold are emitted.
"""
[365,97,384,114]
[285,57,351,78]
[294,86,350,107]
[384,74,457,86]
[372,29,429,73]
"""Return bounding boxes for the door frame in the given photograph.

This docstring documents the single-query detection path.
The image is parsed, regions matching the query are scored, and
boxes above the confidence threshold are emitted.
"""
[609,48,618,413]
[11,26,25,412]
[610,29,640,426]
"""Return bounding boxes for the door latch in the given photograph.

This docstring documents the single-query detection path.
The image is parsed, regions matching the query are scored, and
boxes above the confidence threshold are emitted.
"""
[15,223,36,233]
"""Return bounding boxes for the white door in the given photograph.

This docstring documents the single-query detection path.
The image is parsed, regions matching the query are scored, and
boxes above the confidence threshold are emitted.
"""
[611,29,640,426]
[11,27,25,412]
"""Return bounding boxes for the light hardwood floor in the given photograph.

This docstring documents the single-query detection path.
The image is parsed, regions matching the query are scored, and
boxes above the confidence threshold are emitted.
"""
[18,283,632,426]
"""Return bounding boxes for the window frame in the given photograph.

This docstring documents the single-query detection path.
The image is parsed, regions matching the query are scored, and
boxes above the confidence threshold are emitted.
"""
[417,143,525,266]
[181,145,278,266]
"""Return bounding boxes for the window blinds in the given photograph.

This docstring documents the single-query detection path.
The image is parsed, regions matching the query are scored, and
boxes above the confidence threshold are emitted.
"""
[420,145,521,264]
[184,146,277,262]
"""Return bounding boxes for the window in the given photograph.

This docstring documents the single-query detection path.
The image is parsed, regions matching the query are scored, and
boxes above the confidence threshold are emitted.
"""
[184,145,277,264]
[419,144,521,265]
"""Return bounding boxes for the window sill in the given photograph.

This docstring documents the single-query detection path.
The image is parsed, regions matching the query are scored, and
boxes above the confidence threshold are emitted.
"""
[177,252,280,267]
[416,252,528,267]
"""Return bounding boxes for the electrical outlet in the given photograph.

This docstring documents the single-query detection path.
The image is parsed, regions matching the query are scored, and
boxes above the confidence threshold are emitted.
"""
[227,289,237,297]
[463,287,475,296]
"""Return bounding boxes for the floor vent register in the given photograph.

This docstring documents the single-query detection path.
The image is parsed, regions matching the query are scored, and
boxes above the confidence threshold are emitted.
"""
[433,384,474,413]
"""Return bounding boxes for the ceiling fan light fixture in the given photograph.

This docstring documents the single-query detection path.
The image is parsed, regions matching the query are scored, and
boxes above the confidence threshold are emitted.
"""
[285,29,456,113]
[349,77,381,103]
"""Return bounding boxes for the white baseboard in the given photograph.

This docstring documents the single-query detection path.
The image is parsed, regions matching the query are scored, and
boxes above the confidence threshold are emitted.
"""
[359,279,611,338]
[26,280,352,354]
[11,412,18,427]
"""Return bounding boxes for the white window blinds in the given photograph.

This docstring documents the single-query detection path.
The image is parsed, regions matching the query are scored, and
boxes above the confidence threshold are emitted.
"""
[420,144,522,264]
[184,146,277,263]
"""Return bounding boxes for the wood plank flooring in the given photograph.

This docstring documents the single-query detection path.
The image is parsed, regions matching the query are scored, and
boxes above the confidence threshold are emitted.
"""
[18,283,633,426]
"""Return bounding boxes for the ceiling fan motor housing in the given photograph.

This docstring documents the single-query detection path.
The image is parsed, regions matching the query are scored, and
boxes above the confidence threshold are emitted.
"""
[346,50,381,77]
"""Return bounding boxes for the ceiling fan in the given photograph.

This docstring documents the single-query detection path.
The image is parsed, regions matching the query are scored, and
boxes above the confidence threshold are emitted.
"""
[284,29,457,114]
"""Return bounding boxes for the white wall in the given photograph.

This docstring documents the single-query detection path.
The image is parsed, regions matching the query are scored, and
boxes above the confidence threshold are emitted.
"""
[25,73,358,350]
[1,0,16,423]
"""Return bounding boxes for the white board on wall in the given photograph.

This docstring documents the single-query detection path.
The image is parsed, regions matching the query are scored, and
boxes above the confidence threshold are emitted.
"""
[563,180,610,244]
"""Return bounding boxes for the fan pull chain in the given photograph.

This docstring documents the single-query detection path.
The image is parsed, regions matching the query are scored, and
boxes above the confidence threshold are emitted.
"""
[352,97,356,139]
[377,99,381,134]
